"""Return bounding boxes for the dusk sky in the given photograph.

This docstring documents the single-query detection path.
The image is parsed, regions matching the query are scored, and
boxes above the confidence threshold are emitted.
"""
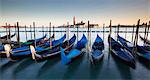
[1,0,149,26]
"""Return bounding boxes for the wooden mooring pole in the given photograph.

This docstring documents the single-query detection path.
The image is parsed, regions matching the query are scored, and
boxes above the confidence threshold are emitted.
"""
[131,25,135,42]
[87,21,93,64]
[108,20,112,62]
[25,25,28,41]
[49,22,52,49]
[77,24,79,42]
[33,22,36,47]
[5,23,8,40]
[103,24,105,41]
[132,19,140,57]
[16,22,20,47]
[67,22,69,47]
[117,24,120,41]
[30,25,32,40]
[53,26,55,40]
[8,24,11,41]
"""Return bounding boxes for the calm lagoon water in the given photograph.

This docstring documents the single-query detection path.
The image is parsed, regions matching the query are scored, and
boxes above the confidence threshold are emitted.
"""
[0,27,150,80]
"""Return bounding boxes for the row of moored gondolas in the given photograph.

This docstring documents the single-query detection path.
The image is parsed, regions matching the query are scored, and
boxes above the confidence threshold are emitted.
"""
[0,33,150,69]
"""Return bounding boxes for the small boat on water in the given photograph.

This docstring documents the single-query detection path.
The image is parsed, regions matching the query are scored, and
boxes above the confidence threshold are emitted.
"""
[0,33,18,44]
[0,33,16,40]
[139,35,150,45]
[0,34,48,52]
[139,35,150,51]
[0,34,66,60]
[91,34,104,61]
[21,34,47,46]
[118,35,150,61]
[108,35,136,69]
[30,34,76,61]
[60,34,88,64]
[0,35,47,58]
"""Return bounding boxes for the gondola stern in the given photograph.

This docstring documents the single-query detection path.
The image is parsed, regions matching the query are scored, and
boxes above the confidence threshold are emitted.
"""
[30,45,41,60]
[60,47,71,64]
[4,44,11,58]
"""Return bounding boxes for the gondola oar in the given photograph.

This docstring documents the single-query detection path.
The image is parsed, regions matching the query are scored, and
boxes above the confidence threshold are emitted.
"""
[125,27,127,39]
[3,44,17,61]
[30,45,41,61]
[42,25,44,37]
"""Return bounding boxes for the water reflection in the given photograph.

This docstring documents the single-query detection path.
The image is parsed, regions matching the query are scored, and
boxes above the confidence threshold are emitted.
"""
[89,60,103,79]
[0,27,150,79]
[37,57,60,77]
[138,58,150,70]
[13,58,34,74]
[63,52,85,79]
[111,53,133,80]
[0,59,24,73]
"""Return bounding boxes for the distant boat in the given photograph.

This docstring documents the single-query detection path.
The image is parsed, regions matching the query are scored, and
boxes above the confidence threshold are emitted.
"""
[118,35,150,61]
[60,34,88,64]
[108,35,135,69]
[91,34,104,61]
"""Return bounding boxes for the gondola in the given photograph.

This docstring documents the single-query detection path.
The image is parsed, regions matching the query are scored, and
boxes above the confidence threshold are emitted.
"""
[91,34,104,61]
[30,34,76,61]
[21,34,47,46]
[118,35,150,61]
[139,35,150,51]
[0,33,16,40]
[0,34,66,59]
[0,44,3,51]
[0,34,47,53]
[108,35,136,69]
[0,33,18,44]
[60,34,88,64]
[139,35,150,45]
[0,34,48,53]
